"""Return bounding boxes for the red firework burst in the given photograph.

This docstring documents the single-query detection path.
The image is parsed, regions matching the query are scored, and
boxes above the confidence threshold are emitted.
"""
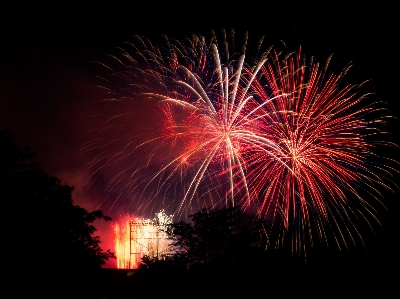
[84,30,398,254]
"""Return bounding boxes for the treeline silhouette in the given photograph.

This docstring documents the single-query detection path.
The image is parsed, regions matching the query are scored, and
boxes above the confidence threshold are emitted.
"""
[103,205,398,298]
[1,130,397,298]
[1,130,115,298]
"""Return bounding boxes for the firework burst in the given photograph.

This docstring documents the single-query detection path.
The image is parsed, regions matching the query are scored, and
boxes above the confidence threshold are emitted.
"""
[83,29,398,254]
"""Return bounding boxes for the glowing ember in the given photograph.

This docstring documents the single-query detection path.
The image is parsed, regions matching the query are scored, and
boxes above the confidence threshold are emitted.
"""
[112,210,173,269]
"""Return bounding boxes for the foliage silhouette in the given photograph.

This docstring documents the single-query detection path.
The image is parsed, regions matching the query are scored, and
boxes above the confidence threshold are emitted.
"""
[165,206,269,268]
[133,206,306,296]
[133,205,398,297]
[1,130,115,298]
[141,209,268,275]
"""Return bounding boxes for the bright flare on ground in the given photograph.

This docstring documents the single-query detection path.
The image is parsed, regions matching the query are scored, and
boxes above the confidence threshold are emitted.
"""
[112,210,173,269]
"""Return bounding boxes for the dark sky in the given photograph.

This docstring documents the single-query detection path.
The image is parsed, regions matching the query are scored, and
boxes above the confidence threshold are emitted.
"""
[1,1,399,267]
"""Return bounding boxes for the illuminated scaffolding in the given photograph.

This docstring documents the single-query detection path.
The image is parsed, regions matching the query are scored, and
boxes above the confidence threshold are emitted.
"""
[113,211,173,269]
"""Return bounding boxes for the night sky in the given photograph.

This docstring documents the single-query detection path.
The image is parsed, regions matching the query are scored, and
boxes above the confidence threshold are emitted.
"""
[1,1,399,268]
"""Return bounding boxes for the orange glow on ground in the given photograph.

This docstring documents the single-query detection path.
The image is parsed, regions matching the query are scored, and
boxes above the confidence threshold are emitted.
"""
[112,211,173,269]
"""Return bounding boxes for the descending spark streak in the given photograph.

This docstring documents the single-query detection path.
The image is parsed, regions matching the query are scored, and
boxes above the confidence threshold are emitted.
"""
[85,30,398,254]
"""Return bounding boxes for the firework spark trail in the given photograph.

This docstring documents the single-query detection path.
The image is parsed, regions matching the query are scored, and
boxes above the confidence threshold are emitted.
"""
[84,30,399,254]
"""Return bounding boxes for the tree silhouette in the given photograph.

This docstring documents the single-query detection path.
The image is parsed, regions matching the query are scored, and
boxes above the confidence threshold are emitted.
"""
[1,130,114,298]
[133,206,308,296]
[165,206,269,268]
